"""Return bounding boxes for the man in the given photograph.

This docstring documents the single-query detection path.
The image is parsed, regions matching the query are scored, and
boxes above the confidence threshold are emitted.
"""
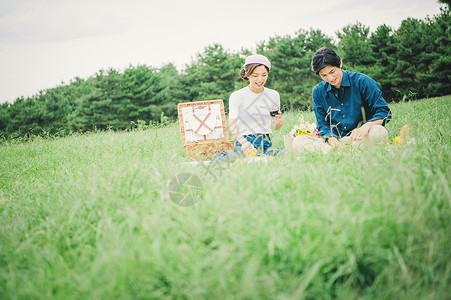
[311,47,392,148]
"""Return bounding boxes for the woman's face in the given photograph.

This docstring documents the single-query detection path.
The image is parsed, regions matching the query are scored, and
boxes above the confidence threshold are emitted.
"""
[248,65,268,93]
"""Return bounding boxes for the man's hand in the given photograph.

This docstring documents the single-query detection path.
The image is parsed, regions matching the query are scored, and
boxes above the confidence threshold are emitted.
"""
[350,120,384,141]
[350,126,370,141]
[327,136,340,147]
[327,136,345,151]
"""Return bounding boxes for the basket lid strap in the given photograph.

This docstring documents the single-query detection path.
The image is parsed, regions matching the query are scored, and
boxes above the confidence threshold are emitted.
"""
[192,106,213,134]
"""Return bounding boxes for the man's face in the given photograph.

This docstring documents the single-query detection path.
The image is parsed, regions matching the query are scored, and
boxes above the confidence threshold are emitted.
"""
[318,65,343,88]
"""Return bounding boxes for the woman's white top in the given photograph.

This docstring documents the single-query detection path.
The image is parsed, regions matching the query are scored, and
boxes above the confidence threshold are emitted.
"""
[228,86,280,135]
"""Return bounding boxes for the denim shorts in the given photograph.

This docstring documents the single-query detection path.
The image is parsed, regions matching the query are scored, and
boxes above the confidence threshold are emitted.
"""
[233,134,275,155]
[210,134,284,163]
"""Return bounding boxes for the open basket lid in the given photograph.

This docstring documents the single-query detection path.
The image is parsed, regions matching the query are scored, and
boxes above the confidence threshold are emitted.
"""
[177,100,230,144]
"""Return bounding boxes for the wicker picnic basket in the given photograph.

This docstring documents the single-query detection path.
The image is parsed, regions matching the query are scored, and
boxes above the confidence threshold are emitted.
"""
[177,100,234,160]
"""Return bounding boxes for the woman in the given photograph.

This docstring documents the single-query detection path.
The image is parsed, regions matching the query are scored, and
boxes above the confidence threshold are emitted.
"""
[212,54,283,162]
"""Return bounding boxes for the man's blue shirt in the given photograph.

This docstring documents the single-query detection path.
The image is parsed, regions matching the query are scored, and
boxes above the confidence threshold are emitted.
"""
[312,71,392,140]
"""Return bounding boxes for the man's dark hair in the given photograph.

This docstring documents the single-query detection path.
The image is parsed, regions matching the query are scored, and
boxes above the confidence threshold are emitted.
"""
[311,47,341,74]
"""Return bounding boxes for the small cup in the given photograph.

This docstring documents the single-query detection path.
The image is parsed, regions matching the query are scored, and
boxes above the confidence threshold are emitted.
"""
[244,148,257,157]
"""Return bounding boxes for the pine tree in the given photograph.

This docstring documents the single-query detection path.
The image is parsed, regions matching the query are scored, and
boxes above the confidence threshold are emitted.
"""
[336,22,374,70]
[181,44,238,109]
[258,29,335,110]
[368,25,399,101]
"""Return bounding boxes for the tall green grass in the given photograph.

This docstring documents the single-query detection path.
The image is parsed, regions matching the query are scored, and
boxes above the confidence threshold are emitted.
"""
[0,96,450,299]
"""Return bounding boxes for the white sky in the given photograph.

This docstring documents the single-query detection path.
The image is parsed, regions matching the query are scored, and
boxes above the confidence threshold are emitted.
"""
[0,0,445,103]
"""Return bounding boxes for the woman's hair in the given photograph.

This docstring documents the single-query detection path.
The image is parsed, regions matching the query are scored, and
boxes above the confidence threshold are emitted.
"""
[240,64,270,81]
[311,47,341,74]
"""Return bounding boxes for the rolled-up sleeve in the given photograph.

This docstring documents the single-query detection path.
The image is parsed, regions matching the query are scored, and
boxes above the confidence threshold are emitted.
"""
[361,77,392,126]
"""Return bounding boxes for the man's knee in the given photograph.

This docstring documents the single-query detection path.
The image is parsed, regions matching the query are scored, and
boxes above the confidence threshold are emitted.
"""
[367,125,388,144]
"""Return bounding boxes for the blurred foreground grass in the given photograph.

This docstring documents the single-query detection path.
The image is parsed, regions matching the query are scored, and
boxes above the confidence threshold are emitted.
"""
[0,96,450,299]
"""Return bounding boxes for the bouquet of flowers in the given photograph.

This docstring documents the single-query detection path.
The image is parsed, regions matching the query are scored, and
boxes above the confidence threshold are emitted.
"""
[284,116,331,154]
[288,116,321,138]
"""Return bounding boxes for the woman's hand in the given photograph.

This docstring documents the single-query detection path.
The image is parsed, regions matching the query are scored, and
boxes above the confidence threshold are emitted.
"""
[241,141,256,152]
[271,111,282,130]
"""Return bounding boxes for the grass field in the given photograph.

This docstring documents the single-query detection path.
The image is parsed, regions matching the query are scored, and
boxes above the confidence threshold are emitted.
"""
[0,95,450,299]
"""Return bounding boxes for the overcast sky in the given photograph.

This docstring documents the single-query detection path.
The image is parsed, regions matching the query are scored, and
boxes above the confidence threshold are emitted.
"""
[0,0,445,103]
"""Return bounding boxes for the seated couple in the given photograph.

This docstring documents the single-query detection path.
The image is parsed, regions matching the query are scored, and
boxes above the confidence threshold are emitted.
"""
[212,47,392,162]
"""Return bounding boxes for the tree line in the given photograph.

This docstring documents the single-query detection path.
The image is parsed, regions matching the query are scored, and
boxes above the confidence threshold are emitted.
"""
[0,6,449,139]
